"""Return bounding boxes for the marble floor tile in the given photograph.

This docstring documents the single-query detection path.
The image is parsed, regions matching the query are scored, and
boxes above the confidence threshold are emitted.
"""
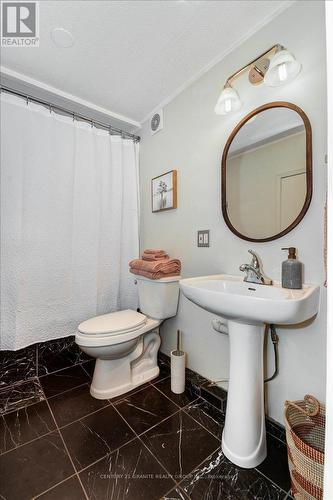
[0,430,74,500]
[0,345,37,388]
[80,437,175,500]
[141,410,220,480]
[36,476,86,499]
[0,400,55,454]
[48,383,109,427]
[115,385,178,435]
[185,397,225,439]
[256,434,291,492]
[40,365,90,398]
[155,377,200,408]
[0,379,45,415]
[109,381,151,404]
[81,359,95,377]
[180,449,287,500]
[37,336,90,376]
[61,405,136,470]
[162,486,189,499]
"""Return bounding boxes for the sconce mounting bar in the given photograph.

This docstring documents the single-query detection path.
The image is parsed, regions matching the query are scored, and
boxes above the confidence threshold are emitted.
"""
[225,44,282,87]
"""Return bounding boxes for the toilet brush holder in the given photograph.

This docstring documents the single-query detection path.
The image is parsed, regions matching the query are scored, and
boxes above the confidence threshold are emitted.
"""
[171,330,186,394]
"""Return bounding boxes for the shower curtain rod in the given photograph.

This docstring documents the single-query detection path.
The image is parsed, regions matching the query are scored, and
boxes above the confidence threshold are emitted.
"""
[0,85,141,142]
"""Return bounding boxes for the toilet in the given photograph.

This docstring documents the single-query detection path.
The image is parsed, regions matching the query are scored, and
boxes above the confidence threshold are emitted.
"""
[75,275,180,399]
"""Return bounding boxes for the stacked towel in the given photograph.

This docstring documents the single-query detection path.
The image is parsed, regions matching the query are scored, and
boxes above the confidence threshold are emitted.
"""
[142,249,164,254]
[142,249,169,261]
[129,249,181,279]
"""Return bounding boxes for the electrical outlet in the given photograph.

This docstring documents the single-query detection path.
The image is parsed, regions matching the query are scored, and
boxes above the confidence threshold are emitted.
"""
[197,230,210,247]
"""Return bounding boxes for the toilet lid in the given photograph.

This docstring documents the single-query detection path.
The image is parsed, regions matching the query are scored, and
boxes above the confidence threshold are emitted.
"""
[78,309,147,335]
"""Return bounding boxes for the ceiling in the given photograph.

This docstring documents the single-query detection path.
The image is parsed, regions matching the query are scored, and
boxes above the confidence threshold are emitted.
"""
[1,0,292,127]
[229,107,304,154]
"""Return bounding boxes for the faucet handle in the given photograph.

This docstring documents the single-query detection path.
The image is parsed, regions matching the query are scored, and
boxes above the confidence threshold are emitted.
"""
[248,249,260,269]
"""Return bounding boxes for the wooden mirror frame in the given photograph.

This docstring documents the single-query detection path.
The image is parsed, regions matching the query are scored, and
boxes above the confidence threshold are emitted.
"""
[221,101,312,242]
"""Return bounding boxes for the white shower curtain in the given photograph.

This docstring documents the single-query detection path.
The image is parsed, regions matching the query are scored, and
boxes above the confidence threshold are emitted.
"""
[0,93,140,350]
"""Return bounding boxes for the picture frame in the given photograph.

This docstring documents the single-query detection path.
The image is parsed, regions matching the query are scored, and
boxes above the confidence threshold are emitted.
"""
[151,170,177,212]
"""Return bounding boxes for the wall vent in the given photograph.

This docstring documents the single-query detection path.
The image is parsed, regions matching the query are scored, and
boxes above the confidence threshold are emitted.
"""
[150,109,163,135]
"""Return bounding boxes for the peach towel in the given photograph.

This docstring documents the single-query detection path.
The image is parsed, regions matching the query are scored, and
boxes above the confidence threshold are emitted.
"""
[142,251,169,261]
[129,268,179,280]
[129,258,180,273]
[142,249,165,254]
[130,249,181,279]
[129,256,181,279]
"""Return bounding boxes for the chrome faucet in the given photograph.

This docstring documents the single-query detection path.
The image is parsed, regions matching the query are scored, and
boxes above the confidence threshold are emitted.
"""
[240,250,272,285]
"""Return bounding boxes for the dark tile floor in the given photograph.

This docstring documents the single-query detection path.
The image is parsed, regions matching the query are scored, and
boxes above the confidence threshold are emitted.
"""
[0,346,37,388]
[0,348,292,500]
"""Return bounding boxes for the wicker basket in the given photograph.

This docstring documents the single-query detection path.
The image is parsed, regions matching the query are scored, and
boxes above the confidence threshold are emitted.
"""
[285,395,325,500]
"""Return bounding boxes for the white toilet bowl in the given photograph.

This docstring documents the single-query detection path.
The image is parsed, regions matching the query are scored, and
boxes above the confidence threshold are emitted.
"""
[75,275,180,400]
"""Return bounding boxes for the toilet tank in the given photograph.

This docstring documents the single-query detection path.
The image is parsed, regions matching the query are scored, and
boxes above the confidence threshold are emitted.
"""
[136,275,181,320]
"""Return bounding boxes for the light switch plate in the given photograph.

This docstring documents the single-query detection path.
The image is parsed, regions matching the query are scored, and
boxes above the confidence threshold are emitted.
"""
[197,230,210,247]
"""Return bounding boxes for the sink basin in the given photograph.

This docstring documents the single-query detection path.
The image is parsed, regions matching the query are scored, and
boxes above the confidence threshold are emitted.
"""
[180,274,320,325]
[179,274,320,468]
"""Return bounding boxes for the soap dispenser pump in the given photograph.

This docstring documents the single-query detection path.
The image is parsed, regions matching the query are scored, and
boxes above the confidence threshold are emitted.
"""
[281,247,302,289]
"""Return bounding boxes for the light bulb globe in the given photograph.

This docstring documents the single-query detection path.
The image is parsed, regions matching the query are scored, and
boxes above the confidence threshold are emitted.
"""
[214,87,242,115]
[264,49,301,87]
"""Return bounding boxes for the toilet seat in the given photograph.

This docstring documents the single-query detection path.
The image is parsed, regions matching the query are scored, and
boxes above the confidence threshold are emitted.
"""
[76,310,161,348]
[78,309,147,336]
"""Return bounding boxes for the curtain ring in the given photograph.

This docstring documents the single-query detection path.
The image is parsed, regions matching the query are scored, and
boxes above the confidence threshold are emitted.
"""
[91,120,94,128]
[49,104,52,114]
[72,113,75,123]
[26,96,29,106]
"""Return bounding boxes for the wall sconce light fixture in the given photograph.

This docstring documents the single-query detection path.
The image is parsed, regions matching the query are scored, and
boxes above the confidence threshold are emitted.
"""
[214,44,302,115]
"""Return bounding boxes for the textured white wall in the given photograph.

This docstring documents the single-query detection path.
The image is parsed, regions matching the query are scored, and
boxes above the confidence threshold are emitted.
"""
[139,1,327,424]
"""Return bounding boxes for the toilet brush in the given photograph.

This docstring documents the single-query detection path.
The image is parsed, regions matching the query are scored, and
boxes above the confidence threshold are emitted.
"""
[171,330,186,394]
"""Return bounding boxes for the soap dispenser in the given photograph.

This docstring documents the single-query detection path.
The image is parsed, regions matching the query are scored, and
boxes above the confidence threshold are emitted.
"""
[281,247,302,289]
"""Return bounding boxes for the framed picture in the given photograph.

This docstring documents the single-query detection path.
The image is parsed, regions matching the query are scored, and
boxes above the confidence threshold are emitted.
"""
[151,170,177,212]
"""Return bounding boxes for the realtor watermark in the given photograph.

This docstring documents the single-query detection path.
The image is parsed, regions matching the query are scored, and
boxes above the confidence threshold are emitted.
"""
[1,1,39,47]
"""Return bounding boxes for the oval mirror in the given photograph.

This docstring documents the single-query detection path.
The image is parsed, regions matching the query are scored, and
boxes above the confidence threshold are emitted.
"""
[221,102,312,242]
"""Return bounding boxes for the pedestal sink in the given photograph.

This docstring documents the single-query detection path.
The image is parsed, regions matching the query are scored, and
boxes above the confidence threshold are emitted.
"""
[179,274,320,468]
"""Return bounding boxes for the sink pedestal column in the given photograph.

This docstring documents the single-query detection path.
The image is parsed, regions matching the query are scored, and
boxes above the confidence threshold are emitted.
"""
[222,320,267,468]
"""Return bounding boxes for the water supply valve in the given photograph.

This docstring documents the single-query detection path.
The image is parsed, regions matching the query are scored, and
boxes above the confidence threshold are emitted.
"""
[211,318,228,335]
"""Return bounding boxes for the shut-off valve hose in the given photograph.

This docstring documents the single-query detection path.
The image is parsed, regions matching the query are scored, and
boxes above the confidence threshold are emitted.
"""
[208,324,279,387]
